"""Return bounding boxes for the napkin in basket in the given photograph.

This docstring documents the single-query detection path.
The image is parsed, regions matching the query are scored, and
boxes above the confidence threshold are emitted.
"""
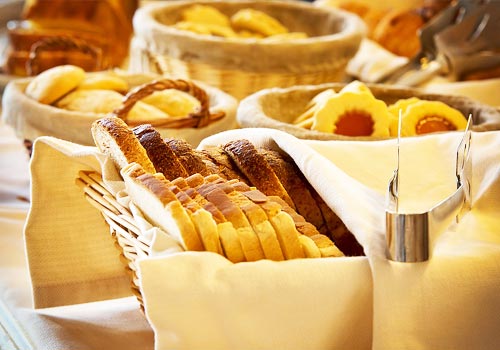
[24,127,500,350]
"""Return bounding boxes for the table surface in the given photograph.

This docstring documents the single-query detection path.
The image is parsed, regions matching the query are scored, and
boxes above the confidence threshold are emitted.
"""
[0,120,154,350]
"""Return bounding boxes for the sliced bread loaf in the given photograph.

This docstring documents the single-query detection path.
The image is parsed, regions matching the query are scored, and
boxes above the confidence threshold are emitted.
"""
[132,124,189,180]
[120,162,203,251]
[91,117,156,173]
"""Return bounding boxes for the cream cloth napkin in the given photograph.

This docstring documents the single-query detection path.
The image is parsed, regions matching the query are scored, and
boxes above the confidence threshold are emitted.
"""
[25,136,132,308]
[25,128,500,349]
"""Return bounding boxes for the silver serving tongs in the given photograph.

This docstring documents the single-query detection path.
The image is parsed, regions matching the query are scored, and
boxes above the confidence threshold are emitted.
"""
[376,0,500,86]
[385,114,473,262]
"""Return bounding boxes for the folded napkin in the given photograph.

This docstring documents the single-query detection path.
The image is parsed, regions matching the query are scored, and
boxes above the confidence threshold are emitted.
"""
[347,38,500,108]
[25,128,500,349]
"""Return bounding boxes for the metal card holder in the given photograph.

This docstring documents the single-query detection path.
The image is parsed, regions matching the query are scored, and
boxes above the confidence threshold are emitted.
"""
[385,115,472,262]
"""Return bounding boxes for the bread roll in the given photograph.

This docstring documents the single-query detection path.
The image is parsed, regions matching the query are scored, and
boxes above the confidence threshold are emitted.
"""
[25,64,85,104]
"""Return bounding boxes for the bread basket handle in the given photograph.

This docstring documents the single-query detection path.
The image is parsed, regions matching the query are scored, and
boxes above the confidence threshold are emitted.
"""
[111,79,223,128]
[26,36,103,76]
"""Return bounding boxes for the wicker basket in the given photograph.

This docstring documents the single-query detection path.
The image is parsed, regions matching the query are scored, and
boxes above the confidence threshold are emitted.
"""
[76,170,150,308]
[130,0,366,100]
[237,82,500,141]
[1,70,238,150]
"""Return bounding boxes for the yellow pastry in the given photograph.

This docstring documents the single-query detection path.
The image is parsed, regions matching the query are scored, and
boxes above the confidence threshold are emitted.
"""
[78,73,129,93]
[181,4,231,27]
[230,9,288,37]
[141,89,201,117]
[398,100,467,136]
[174,21,237,38]
[311,81,391,137]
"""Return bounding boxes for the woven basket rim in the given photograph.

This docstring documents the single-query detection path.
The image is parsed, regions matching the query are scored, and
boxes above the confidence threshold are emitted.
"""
[135,0,366,47]
[237,82,500,141]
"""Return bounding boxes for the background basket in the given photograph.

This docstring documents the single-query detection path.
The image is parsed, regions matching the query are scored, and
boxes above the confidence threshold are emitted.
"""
[237,82,500,141]
[130,0,366,100]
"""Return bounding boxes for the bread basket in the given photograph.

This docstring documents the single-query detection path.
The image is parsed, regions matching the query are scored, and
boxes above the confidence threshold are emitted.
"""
[130,0,366,99]
[1,70,239,149]
[237,82,500,141]
[76,170,151,308]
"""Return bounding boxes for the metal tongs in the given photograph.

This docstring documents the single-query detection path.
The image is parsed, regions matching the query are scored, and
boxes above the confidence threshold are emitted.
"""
[377,0,500,86]
[385,114,473,262]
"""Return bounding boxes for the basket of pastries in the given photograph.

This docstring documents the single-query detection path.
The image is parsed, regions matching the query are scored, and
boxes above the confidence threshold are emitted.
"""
[237,80,500,141]
[130,0,366,99]
[1,64,239,150]
[1,0,137,77]
[77,117,365,307]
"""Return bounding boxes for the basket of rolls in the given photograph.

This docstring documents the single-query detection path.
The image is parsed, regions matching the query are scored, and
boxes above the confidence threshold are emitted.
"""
[237,80,500,141]
[130,0,366,99]
[1,64,239,150]
[77,116,365,306]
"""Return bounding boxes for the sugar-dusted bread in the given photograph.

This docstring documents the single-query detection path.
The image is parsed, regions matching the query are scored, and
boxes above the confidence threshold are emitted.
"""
[132,124,189,180]
[25,64,85,104]
[223,139,294,208]
[91,117,156,173]
[164,137,212,176]
[121,162,204,251]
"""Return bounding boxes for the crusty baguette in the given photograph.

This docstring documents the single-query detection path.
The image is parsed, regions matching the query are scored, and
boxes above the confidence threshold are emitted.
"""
[200,145,249,182]
[91,117,156,173]
[223,139,295,208]
[132,124,189,180]
[120,162,203,251]
[172,176,246,263]
[260,148,325,230]
[196,180,265,262]
[164,137,212,176]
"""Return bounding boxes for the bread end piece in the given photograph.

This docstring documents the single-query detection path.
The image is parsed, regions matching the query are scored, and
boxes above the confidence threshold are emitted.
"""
[92,117,156,173]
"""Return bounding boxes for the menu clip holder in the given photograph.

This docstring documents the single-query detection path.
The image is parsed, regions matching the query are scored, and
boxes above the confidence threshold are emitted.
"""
[385,114,472,262]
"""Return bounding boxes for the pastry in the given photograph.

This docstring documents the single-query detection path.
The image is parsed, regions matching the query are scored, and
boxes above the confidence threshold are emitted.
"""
[25,64,85,104]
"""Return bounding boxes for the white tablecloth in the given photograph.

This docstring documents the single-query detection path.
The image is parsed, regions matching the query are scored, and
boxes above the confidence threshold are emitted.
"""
[0,120,154,350]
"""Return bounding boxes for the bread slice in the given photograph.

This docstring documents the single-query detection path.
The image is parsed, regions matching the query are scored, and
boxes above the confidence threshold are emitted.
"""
[132,124,189,180]
[200,145,249,182]
[309,234,344,258]
[164,178,222,254]
[196,180,265,262]
[172,176,246,263]
[208,177,284,261]
[298,234,322,258]
[120,162,203,251]
[310,191,365,256]
[260,148,325,231]
[91,117,156,173]
[164,138,212,176]
[225,180,304,260]
[223,139,294,208]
